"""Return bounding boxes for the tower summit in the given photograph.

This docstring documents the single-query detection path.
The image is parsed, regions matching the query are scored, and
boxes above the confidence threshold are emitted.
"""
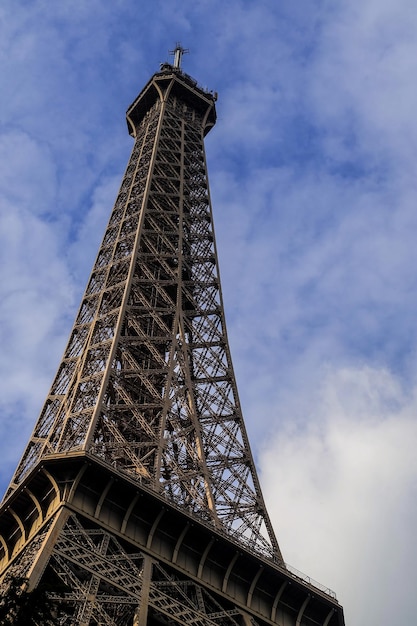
[0,51,344,626]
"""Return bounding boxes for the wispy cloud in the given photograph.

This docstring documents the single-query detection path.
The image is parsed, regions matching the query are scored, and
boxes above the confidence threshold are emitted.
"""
[261,364,417,624]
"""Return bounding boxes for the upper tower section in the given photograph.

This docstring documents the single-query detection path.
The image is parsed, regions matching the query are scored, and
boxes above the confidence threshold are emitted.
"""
[4,47,281,561]
[126,45,217,138]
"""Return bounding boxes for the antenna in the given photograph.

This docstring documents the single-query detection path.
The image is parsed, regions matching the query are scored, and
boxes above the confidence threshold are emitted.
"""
[169,43,189,69]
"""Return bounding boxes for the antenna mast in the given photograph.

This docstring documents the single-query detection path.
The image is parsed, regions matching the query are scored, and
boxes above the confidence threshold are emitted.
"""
[169,42,189,69]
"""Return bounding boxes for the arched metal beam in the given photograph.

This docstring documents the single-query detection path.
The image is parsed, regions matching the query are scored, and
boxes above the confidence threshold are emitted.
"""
[197,537,215,579]
[41,467,60,502]
[66,463,88,503]
[94,477,114,518]
[323,608,336,626]
[9,508,25,544]
[26,489,43,521]
[222,551,239,594]
[146,509,165,549]
[25,488,44,534]
[172,522,189,565]
[247,565,263,609]
[271,580,288,622]
[296,595,311,626]
[0,534,9,568]
[121,493,140,534]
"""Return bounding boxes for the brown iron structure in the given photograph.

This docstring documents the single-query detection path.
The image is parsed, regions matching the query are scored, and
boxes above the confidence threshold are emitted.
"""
[0,48,345,626]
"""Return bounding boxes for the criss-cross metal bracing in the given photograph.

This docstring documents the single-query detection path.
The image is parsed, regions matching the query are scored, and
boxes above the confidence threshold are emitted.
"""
[5,66,281,562]
[0,457,343,626]
[44,514,247,626]
[0,508,255,626]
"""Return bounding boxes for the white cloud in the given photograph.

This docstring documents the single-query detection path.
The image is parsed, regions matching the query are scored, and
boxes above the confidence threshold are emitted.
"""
[0,201,73,399]
[0,130,57,212]
[309,1,417,171]
[261,364,417,624]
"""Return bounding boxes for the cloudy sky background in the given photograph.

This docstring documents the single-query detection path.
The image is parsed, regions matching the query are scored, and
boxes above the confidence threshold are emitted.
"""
[1,1,417,623]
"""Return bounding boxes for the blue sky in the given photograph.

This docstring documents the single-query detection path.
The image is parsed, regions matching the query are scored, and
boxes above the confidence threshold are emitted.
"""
[1,1,417,623]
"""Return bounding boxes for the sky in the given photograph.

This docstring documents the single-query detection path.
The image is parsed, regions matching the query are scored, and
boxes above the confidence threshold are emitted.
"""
[1,1,416,623]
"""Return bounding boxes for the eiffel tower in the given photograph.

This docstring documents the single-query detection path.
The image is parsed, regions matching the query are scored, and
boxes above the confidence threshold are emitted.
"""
[0,46,345,626]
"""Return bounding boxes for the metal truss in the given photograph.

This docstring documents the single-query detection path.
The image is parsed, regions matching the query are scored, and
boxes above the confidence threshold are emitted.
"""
[42,513,254,626]
[5,66,281,563]
[0,61,345,626]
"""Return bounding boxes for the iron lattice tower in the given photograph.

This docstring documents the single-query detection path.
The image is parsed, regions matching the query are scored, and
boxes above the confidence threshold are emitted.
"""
[0,50,344,626]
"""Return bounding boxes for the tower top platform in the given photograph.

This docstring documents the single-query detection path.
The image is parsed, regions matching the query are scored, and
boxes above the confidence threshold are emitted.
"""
[126,63,217,137]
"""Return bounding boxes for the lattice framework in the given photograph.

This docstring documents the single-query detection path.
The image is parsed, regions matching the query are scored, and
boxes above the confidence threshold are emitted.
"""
[6,68,281,561]
[2,511,256,626]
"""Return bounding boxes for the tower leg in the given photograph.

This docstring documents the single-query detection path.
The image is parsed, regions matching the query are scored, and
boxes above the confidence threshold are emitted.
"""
[27,508,70,591]
[134,555,152,626]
